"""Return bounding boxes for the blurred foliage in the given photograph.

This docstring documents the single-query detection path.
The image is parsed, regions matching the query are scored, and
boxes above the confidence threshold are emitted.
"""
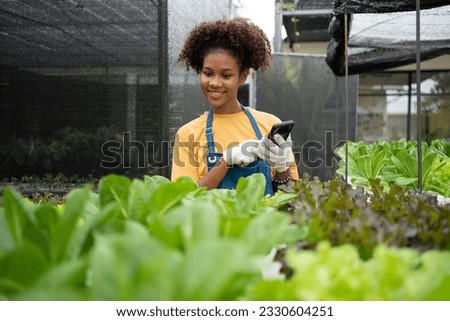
[2,172,449,301]
[0,173,303,300]
[246,241,450,300]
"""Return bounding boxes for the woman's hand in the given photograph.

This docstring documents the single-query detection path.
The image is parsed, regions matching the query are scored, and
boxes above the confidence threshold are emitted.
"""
[254,134,292,172]
[223,140,260,167]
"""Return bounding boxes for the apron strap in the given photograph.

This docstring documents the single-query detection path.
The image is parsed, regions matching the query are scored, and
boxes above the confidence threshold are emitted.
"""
[206,103,262,157]
[241,103,263,139]
[206,109,215,156]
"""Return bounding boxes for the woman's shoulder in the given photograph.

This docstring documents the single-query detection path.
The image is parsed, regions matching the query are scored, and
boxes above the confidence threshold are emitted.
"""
[246,107,281,124]
[245,106,282,135]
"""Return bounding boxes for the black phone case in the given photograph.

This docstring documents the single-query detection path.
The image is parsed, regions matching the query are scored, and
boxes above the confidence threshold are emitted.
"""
[268,120,295,143]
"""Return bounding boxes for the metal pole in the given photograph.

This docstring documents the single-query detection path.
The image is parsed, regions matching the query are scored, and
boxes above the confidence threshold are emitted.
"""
[407,72,412,141]
[274,1,283,53]
[158,0,169,178]
[344,14,349,184]
[416,0,422,193]
[229,0,235,17]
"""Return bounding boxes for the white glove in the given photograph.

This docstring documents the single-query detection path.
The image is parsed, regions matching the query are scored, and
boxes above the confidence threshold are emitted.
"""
[255,134,292,172]
[223,140,260,167]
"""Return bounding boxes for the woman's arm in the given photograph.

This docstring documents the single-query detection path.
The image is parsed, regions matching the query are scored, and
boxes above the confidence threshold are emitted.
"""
[171,130,201,181]
[197,157,229,190]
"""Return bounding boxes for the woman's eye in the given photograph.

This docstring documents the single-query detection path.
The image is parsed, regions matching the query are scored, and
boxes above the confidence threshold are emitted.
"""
[203,71,211,76]
[223,74,231,78]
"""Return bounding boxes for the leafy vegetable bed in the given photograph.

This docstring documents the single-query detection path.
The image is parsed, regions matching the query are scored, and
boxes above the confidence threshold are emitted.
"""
[334,139,450,197]
[0,173,449,300]
[246,175,450,300]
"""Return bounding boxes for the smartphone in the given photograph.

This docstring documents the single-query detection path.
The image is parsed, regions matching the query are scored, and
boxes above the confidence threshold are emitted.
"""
[267,120,295,144]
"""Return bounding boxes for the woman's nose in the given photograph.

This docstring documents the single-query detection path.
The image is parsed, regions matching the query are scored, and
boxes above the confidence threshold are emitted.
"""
[210,76,221,87]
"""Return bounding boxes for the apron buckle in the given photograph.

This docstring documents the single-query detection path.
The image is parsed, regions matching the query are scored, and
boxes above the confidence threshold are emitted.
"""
[208,156,218,163]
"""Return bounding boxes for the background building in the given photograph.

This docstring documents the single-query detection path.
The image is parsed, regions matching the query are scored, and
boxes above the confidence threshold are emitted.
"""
[276,0,450,144]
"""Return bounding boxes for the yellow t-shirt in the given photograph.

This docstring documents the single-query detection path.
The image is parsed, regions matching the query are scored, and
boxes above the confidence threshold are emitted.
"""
[171,107,299,181]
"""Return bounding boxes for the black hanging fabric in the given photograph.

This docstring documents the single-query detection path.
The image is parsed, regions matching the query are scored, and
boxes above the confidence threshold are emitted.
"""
[326,0,450,76]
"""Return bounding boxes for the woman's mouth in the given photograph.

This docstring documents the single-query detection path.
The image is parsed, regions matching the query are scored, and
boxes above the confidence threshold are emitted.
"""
[208,90,225,97]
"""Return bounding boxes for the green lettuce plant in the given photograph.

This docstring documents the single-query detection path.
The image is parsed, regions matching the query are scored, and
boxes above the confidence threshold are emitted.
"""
[0,173,303,300]
[335,139,450,197]
[246,242,450,300]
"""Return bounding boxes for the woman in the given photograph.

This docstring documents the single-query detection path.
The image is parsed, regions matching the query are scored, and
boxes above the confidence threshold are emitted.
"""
[171,17,298,195]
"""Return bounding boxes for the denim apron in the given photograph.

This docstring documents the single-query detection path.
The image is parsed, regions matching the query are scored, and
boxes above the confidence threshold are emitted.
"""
[205,104,274,196]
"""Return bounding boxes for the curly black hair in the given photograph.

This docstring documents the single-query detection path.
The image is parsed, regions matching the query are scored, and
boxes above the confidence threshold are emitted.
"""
[179,17,272,73]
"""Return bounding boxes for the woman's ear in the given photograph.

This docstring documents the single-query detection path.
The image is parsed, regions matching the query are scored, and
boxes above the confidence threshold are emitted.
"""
[239,69,250,84]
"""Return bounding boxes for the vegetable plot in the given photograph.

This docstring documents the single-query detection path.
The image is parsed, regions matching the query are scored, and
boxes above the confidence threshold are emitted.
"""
[246,242,450,300]
[0,174,302,300]
[334,139,450,197]
[244,176,450,301]
[1,173,449,300]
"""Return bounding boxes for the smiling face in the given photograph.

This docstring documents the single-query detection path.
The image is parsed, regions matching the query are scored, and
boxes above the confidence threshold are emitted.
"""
[200,49,249,114]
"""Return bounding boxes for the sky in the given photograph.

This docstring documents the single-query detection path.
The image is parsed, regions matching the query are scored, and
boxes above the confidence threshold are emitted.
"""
[236,0,276,41]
